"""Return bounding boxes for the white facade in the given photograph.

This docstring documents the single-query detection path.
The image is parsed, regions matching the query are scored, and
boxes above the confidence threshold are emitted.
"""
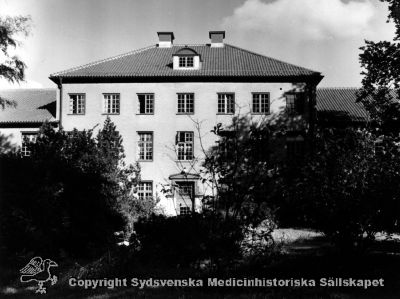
[0,32,321,216]
[60,81,306,215]
[0,88,58,154]
[0,128,39,148]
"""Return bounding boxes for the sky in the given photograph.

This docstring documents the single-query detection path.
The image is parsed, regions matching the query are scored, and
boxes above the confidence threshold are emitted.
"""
[0,0,396,89]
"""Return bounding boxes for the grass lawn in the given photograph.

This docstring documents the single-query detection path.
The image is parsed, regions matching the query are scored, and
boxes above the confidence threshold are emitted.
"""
[2,229,400,298]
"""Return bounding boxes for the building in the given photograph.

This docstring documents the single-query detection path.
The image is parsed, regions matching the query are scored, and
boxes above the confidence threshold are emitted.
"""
[1,31,324,216]
[316,87,370,126]
[48,31,323,215]
[0,89,57,156]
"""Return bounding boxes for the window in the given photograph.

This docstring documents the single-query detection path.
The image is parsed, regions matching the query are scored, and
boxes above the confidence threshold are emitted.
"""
[69,94,85,114]
[103,94,120,114]
[286,136,305,158]
[179,56,194,68]
[176,181,195,198]
[138,182,153,200]
[217,130,236,160]
[138,94,154,114]
[252,93,270,114]
[374,138,384,155]
[21,133,37,157]
[217,93,235,114]
[176,131,194,160]
[176,181,195,215]
[177,93,194,114]
[138,132,153,161]
[180,206,191,215]
[286,93,305,115]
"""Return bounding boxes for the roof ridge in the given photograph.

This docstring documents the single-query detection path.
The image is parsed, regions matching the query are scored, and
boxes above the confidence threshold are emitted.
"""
[173,44,206,47]
[318,87,360,90]
[0,88,56,91]
[50,44,157,77]
[225,43,321,75]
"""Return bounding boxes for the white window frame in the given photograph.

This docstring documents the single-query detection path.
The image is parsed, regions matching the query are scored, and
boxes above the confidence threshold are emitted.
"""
[179,206,191,215]
[217,93,235,114]
[138,181,153,200]
[21,132,37,157]
[286,94,296,114]
[69,94,85,115]
[103,93,120,114]
[176,181,195,198]
[286,136,305,158]
[252,93,270,114]
[286,93,305,115]
[138,132,153,161]
[138,94,154,114]
[179,56,194,68]
[176,131,194,161]
[177,93,194,114]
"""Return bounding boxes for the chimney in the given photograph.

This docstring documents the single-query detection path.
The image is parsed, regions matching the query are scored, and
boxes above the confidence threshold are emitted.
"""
[157,32,174,48]
[209,31,225,48]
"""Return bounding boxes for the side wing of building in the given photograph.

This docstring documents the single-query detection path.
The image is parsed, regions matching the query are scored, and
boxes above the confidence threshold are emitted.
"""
[0,89,58,155]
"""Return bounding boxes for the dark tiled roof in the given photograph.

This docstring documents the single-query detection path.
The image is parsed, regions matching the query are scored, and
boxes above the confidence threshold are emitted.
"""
[50,44,321,80]
[0,89,57,124]
[316,88,370,123]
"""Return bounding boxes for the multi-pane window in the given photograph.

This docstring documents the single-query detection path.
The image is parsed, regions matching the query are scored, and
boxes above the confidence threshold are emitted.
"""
[176,181,195,198]
[286,136,305,158]
[69,94,85,114]
[286,93,305,115]
[217,93,235,114]
[21,133,37,157]
[103,94,120,114]
[138,94,154,114]
[374,138,384,155]
[179,56,194,68]
[138,132,153,161]
[252,93,270,114]
[177,93,194,114]
[176,131,194,160]
[138,182,153,200]
[180,206,191,215]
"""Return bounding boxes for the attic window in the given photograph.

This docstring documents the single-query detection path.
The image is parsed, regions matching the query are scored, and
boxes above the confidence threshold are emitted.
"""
[173,47,200,70]
[179,56,194,68]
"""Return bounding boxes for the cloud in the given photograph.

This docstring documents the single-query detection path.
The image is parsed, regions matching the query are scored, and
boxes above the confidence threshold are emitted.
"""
[223,0,376,40]
[0,79,43,89]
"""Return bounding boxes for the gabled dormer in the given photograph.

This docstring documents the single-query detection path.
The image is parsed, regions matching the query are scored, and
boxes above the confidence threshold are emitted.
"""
[173,47,201,70]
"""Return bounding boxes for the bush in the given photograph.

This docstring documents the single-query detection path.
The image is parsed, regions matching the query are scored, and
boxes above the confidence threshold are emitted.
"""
[282,127,400,250]
[0,118,150,258]
[134,213,243,268]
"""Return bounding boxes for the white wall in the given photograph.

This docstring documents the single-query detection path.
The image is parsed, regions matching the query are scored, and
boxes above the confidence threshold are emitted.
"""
[61,81,306,215]
[0,127,40,151]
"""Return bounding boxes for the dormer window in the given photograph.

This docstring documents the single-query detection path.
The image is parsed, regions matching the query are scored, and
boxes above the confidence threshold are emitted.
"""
[179,56,194,68]
[173,47,200,70]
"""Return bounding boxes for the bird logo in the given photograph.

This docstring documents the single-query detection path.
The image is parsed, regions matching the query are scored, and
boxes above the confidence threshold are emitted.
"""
[19,257,58,294]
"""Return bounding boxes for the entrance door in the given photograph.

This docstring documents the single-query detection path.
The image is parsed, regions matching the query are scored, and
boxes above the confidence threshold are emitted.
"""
[175,181,195,215]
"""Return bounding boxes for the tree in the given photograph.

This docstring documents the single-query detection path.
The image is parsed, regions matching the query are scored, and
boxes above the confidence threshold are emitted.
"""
[357,0,400,131]
[202,112,307,226]
[0,118,152,258]
[200,112,311,256]
[0,15,31,109]
[282,127,400,250]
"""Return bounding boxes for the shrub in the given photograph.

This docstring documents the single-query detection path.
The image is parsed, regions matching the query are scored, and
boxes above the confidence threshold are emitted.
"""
[0,118,150,258]
[282,127,400,250]
[133,213,243,268]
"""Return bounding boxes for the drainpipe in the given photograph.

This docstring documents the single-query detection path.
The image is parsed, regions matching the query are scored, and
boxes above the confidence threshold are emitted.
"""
[58,77,63,128]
